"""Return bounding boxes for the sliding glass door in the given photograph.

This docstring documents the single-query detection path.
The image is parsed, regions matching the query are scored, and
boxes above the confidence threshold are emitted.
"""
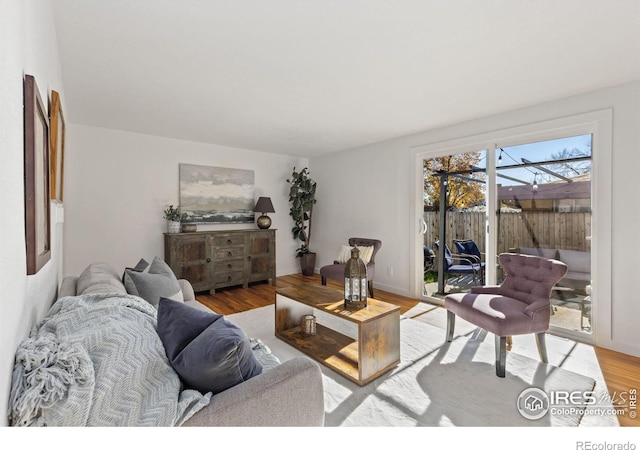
[418,134,592,337]
[495,135,592,334]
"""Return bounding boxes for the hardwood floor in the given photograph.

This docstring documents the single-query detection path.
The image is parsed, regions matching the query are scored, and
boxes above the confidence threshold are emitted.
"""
[594,347,640,427]
[196,273,639,427]
[197,273,420,315]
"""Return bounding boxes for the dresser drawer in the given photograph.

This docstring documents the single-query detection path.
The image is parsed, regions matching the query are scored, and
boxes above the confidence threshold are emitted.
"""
[214,247,244,260]
[214,271,244,285]
[213,234,245,247]
[214,259,244,273]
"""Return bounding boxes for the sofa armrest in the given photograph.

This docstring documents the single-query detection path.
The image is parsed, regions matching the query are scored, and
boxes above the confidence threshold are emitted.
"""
[178,279,195,302]
[182,357,324,427]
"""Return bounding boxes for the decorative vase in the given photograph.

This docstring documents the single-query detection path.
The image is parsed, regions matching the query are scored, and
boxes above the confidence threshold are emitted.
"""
[167,220,181,234]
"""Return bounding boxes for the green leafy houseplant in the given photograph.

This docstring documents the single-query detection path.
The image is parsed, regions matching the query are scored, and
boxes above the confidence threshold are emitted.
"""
[287,167,317,275]
[163,205,187,222]
[163,205,188,233]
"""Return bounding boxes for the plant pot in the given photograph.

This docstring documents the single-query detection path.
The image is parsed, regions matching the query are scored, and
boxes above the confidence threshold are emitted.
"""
[166,220,181,234]
[181,223,197,233]
[299,252,316,276]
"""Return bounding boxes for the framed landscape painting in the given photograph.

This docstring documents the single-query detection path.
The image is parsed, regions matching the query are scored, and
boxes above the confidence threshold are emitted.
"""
[24,74,51,275]
[49,90,65,201]
[179,164,255,224]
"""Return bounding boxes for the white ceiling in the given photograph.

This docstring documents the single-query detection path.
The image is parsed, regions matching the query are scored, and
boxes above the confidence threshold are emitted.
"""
[52,0,640,158]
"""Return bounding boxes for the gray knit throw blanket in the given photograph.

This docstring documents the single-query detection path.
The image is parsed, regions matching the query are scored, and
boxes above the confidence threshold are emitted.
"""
[9,293,210,426]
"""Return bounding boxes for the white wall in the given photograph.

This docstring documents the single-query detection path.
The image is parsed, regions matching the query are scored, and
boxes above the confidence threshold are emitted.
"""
[64,124,308,278]
[311,80,640,357]
[0,0,66,426]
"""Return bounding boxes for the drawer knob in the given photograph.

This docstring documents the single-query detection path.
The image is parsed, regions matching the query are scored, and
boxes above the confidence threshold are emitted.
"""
[227,263,232,268]
[227,251,232,257]
[206,258,211,263]
[227,276,232,281]
[227,239,232,244]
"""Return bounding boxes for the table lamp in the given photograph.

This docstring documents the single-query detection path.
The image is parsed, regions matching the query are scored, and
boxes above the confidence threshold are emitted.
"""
[253,197,275,229]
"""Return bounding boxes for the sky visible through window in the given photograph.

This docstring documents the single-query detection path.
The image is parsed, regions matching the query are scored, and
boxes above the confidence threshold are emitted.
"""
[474,134,592,186]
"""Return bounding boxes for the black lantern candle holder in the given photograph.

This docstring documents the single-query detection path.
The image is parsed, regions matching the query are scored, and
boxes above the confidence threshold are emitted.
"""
[344,247,368,309]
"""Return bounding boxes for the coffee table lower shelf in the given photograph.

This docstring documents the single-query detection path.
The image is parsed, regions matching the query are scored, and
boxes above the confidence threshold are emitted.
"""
[275,285,401,386]
[276,324,361,383]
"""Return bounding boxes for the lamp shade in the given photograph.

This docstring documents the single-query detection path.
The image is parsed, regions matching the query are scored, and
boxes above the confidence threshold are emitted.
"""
[253,197,275,213]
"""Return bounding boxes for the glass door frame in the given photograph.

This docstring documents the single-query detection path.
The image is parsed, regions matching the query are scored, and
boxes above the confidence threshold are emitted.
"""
[410,110,613,345]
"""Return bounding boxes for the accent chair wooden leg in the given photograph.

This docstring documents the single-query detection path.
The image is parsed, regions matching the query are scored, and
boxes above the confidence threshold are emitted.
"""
[321,276,326,286]
[368,280,374,298]
[445,310,455,342]
[535,332,548,364]
[495,335,507,377]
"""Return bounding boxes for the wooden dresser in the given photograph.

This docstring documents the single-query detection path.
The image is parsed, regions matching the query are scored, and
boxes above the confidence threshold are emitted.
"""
[164,229,276,294]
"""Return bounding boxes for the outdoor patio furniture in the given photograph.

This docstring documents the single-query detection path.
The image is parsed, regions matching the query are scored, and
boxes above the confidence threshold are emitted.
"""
[433,241,483,287]
[453,239,486,283]
[444,253,568,377]
[424,246,435,272]
[582,285,592,331]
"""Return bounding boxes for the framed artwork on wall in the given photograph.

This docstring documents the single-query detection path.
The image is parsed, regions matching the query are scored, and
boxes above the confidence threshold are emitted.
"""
[24,74,51,275]
[49,90,65,201]
[179,164,255,224]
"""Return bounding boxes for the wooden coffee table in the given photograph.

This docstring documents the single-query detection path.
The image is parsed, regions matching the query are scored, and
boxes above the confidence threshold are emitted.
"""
[275,284,400,386]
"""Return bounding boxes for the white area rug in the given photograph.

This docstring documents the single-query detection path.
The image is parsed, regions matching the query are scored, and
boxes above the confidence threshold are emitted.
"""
[228,304,618,427]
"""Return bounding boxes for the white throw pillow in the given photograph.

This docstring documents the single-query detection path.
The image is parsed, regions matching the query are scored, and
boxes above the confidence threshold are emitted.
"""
[356,245,374,264]
[337,245,353,263]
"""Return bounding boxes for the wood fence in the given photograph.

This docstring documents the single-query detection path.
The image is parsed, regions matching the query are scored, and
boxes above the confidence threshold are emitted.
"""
[423,211,591,254]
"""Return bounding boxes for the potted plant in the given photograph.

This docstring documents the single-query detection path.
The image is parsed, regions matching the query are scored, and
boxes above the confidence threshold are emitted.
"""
[163,205,186,234]
[287,167,317,276]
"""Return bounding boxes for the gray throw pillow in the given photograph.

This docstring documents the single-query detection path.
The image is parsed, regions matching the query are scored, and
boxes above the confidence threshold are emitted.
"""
[123,256,183,307]
[121,258,149,283]
[156,298,263,395]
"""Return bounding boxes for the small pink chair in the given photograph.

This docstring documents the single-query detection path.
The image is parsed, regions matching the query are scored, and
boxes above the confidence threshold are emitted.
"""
[445,253,567,377]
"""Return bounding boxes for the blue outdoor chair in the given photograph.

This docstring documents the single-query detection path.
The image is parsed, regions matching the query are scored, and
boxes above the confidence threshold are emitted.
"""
[433,241,483,286]
[453,239,486,284]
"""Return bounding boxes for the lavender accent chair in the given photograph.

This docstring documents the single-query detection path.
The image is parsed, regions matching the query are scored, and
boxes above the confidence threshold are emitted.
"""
[320,238,382,298]
[445,253,567,377]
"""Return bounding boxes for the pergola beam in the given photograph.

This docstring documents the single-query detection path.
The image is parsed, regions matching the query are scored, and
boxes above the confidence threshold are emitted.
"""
[521,158,573,182]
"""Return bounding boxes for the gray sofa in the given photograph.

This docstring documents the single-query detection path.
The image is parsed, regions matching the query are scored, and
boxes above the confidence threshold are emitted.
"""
[11,262,324,427]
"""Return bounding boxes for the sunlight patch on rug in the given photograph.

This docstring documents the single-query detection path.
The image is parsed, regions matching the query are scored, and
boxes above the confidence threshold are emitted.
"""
[227,305,616,427]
